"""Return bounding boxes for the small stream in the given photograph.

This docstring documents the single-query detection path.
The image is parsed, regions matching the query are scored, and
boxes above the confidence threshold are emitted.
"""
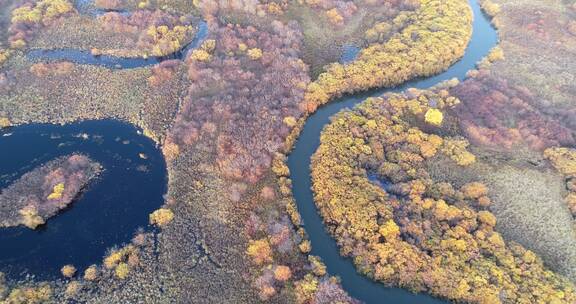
[27,21,208,69]
[286,0,498,302]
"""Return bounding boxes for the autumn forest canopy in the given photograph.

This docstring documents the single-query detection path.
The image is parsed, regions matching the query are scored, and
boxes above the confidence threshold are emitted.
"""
[0,0,575,302]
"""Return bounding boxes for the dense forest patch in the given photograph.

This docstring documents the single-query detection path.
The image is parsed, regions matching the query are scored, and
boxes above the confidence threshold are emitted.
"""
[0,0,575,302]
[311,90,576,303]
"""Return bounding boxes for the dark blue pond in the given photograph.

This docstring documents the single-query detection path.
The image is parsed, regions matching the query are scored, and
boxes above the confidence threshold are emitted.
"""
[0,120,167,280]
[287,0,498,303]
[27,21,208,69]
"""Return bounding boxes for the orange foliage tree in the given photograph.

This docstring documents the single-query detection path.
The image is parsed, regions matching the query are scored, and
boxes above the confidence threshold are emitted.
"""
[300,0,473,112]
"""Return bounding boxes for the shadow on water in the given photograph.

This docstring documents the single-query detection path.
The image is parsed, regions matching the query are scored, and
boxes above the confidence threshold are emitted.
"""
[286,0,498,303]
[27,21,208,69]
[0,120,167,280]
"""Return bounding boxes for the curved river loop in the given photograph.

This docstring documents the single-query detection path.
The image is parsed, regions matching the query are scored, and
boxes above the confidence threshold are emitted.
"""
[0,19,209,280]
[0,120,167,280]
[0,0,497,302]
[286,0,498,303]
[27,21,209,69]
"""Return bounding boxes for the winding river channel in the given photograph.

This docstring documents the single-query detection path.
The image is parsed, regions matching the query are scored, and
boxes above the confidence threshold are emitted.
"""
[1,9,209,281]
[1,0,497,300]
[286,0,498,302]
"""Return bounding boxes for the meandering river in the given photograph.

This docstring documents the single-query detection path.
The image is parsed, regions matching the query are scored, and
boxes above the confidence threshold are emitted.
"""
[1,13,209,280]
[1,0,497,300]
[286,0,498,302]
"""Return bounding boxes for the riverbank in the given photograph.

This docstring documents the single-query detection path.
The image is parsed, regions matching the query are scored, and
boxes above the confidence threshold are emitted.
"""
[285,0,499,302]
[0,120,167,280]
[1,0,575,302]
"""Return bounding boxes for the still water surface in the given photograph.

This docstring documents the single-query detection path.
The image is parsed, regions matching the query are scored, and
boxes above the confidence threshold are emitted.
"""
[0,120,166,280]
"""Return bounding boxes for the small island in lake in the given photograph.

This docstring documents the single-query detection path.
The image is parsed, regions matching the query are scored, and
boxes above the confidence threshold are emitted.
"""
[0,154,102,229]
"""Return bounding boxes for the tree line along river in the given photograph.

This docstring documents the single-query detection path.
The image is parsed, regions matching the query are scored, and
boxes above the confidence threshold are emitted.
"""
[1,1,497,302]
